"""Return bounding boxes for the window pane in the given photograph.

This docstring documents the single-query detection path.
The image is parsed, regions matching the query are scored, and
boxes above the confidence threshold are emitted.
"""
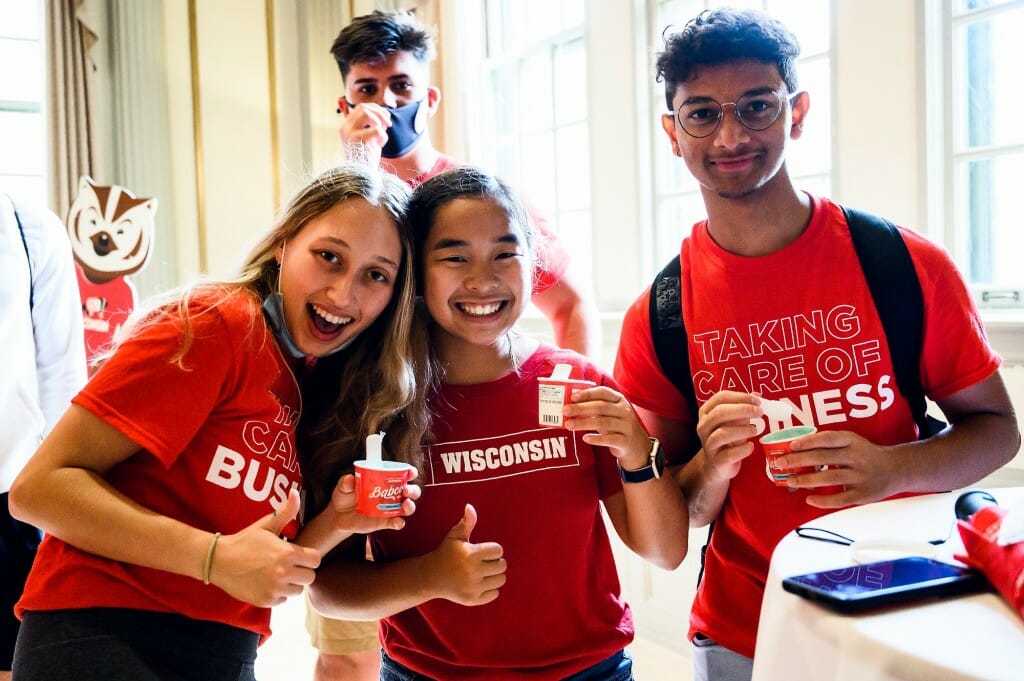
[655,130,700,196]
[954,0,1019,12]
[553,39,587,125]
[658,0,705,31]
[957,153,1024,286]
[560,0,586,31]
[787,57,830,178]
[0,39,43,103]
[792,172,830,200]
[495,141,518,186]
[498,0,569,48]
[518,53,553,133]
[490,64,519,142]
[0,0,40,40]
[955,8,1024,150]
[519,131,557,212]
[555,209,592,283]
[0,111,44,174]
[656,193,706,263]
[555,122,590,211]
[766,0,830,56]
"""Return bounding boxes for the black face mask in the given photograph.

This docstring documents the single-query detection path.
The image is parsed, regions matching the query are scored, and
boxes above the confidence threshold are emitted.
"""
[347,98,427,158]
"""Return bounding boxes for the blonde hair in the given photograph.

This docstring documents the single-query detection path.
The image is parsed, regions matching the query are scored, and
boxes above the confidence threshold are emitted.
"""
[110,164,433,516]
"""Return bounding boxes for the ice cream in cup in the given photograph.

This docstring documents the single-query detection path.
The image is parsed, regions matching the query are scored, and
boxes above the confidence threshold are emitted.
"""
[354,431,415,517]
[537,363,596,428]
[760,425,817,486]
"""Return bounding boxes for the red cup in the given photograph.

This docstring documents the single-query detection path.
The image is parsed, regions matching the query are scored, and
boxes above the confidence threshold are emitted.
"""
[353,460,415,517]
[538,379,596,429]
[761,425,817,486]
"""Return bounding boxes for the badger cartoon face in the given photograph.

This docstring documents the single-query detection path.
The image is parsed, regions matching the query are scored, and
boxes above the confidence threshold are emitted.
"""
[67,176,157,284]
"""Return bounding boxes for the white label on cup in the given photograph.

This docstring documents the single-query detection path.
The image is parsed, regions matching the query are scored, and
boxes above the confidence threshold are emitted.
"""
[538,382,569,426]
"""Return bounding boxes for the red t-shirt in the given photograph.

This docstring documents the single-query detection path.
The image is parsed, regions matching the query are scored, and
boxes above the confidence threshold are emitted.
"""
[614,195,1000,658]
[372,345,632,679]
[75,262,137,373]
[411,154,570,294]
[17,289,303,639]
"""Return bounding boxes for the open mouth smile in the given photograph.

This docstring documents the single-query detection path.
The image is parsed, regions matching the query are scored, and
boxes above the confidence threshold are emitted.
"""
[456,301,507,317]
[309,303,353,335]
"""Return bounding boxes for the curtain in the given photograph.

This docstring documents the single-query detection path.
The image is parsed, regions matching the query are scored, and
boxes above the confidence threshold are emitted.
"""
[46,0,99,220]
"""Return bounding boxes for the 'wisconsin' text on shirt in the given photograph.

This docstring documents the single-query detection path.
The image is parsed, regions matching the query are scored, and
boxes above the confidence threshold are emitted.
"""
[440,436,567,473]
[424,430,581,486]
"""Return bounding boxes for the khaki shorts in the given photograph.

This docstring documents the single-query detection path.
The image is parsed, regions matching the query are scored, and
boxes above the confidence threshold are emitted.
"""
[304,592,380,655]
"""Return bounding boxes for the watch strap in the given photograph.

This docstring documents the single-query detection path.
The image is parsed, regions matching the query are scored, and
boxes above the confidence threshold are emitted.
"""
[618,438,663,483]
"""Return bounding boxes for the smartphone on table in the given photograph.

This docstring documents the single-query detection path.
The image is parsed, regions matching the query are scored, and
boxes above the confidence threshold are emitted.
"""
[781,556,990,613]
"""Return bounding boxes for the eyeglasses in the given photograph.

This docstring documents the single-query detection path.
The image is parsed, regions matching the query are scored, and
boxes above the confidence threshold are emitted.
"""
[673,90,800,139]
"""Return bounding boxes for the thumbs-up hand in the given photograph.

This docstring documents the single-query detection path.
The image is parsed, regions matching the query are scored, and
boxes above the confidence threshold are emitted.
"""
[207,488,321,607]
[426,504,506,606]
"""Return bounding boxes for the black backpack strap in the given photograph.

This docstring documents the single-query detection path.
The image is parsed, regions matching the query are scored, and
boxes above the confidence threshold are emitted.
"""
[842,205,945,438]
[8,196,34,311]
[649,254,711,585]
[649,256,696,409]
[649,254,703,463]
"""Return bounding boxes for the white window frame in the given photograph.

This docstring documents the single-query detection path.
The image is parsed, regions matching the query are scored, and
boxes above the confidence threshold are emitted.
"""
[476,2,594,285]
[0,0,47,206]
[924,0,1024,310]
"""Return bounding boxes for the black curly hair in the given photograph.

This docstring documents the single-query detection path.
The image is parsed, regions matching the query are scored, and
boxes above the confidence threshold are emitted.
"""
[656,7,801,110]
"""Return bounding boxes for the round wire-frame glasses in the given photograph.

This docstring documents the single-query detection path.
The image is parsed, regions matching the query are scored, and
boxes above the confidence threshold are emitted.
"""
[674,90,800,139]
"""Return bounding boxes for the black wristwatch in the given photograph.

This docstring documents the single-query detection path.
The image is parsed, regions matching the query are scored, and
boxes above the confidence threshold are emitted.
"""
[618,438,664,483]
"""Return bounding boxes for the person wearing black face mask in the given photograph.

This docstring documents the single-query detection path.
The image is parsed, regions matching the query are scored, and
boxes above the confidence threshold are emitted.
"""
[330,10,601,360]
[340,97,429,161]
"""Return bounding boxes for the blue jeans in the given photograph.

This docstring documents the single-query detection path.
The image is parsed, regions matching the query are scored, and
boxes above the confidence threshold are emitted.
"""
[379,650,633,681]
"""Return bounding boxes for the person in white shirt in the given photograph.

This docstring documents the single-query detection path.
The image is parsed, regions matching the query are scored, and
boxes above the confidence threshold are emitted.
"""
[0,194,86,680]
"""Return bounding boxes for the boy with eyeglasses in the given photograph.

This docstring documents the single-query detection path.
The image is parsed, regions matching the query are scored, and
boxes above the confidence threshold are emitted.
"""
[612,7,1019,681]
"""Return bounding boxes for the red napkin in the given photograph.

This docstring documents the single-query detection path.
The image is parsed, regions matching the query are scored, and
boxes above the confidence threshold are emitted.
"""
[956,506,1024,620]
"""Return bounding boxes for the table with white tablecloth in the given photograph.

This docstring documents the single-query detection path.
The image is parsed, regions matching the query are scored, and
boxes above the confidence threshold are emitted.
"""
[751,487,1024,681]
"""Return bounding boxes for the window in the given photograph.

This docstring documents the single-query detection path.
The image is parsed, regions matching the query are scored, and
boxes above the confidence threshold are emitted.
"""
[459,2,835,312]
[648,0,832,263]
[0,0,46,205]
[477,0,593,284]
[928,0,1024,302]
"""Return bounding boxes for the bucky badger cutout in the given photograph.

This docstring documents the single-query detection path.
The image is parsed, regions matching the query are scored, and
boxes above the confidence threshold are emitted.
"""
[67,176,157,372]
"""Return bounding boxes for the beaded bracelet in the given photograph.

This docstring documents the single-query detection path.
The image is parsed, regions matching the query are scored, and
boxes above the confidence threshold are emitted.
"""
[202,532,222,585]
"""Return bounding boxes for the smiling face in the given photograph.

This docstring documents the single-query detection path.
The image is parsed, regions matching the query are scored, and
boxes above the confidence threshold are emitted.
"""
[421,197,532,355]
[276,198,402,357]
[660,59,808,201]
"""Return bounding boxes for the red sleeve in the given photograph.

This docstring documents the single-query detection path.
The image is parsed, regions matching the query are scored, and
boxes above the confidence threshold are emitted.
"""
[525,200,570,294]
[905,229,1002,399]
[613,288,695,436]
[74,300,242,468]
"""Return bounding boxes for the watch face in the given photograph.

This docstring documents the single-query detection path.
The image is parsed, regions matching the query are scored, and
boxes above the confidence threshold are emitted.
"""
[651,440,664,474]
